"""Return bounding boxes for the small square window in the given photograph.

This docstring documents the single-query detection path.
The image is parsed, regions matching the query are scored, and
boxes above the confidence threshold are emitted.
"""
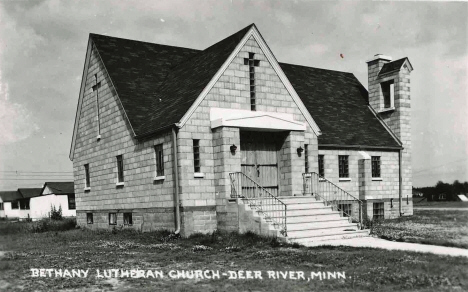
[338,155,349,178]
[87,213,93,224]
[11,201,19,209]
[373,203,384,220]
[123,213,133,226]
[109,213,117,225]
[116,155,124,183]
[20,199,30,210]
[371,156,381,178]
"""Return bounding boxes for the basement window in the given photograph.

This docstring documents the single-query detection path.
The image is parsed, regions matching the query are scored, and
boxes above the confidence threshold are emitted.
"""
[373,203,384,220]
[87,213,93,224]
[338,203,352,217]
[123,213,133,226]
[109,213,117,225]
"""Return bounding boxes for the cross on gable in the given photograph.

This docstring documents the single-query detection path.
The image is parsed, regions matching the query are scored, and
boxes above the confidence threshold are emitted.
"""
[243,52,260,111]
[92,81,101,92]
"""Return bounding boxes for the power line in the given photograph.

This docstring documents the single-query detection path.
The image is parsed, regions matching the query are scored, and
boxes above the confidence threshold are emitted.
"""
[0,171,73,174]
[413,158,467,175]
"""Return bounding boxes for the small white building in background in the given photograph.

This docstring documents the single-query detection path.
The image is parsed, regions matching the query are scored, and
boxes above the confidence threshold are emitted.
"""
[30,182,76,220]
[0,189,41,220]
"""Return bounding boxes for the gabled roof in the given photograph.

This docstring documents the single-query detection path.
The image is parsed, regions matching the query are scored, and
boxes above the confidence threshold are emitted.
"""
[279,64,401,147]
[0,191,22,202]
[41,182,75,195]
[17,188,43,199]
[379,58,412,76]
[74,23,401,150]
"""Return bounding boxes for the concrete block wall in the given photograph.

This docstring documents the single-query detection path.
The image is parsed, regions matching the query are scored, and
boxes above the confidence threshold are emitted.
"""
[318,149,399,200]
[367,57,413,217]
[73,46,179,231]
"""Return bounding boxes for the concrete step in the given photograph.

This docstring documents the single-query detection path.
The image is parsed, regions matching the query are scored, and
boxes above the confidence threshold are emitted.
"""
[272,212,342,223]
[287,225,361,238]
[277,196,320,204]
[285,207,335,216]
[286,220,352,231]
[289,230,370,243]
[285,203,330,210]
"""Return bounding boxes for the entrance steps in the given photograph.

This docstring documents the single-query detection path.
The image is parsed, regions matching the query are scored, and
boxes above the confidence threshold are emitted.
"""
[275,196,369,243]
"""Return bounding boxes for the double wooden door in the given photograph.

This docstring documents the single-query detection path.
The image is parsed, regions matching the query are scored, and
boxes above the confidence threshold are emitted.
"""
[240,131,279,197]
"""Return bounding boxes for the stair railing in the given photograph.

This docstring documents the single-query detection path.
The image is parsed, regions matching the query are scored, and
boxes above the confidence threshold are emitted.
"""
[303,172,363,228]
[230,172,287,236]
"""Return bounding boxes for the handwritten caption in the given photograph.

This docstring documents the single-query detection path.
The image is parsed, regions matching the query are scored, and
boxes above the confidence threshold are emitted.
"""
[30,269,346,281]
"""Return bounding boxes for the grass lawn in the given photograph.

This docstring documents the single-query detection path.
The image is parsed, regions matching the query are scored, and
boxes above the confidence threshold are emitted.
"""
[0,221,467,291]
[370,209,468,249]
[413,200,468,209]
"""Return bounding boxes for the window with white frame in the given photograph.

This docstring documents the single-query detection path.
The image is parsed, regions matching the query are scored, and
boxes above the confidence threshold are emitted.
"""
[109,213,117,225]
[381,80,395,109]
[193,139,201,173]
[116,155,124,183]
[372,156,381,178]
[154,144,164,177]
[338,155,349,178]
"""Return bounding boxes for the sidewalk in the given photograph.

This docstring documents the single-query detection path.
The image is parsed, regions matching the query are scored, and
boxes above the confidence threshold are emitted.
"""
[303,237,468,257]
[414,207,468,211]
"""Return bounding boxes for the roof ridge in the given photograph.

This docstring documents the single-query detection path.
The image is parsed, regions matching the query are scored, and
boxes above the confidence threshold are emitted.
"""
[90,33,201,52]
[279,61,353,75]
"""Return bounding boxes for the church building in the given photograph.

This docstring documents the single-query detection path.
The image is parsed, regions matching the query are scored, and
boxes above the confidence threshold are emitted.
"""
[70,24,413,242]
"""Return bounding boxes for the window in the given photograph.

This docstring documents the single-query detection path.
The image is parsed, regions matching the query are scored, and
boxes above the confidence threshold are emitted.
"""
[338,155,349,178]
[371,156,381,178]
[84,164,90,188]
[0,203,3,210]
[373,202,384,220]
[87,213,93,224]
[154,144,164,177]
[68,194,76,210]
[109,213,117,225]
[381,80,394,109]
[116,155,124,183]
[19,199,30,210]
[193,139,201,173]
[338,203,352,217]
[318,155,325,177]
[123,213,133,226]
[244,52,260,111]
[304,144,309,173]
[11,201,19,209]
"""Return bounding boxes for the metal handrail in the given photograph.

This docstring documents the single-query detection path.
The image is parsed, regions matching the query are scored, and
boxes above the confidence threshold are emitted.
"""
[230,172,287,236]
[303,172,363,228]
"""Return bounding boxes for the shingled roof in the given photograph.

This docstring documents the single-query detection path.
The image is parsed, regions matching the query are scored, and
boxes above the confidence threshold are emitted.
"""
[0,191,22,202]
[18,188,43,199]
[41,182,75,195]
[88,24,400,148]
[379,58,408,76]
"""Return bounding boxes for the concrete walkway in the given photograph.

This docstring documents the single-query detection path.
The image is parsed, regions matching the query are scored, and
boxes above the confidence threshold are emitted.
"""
[414,207,468,211]
[303,237,468,258]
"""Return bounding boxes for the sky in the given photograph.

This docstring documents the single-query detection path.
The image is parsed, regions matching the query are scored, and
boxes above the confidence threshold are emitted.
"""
[0,0,466,190]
